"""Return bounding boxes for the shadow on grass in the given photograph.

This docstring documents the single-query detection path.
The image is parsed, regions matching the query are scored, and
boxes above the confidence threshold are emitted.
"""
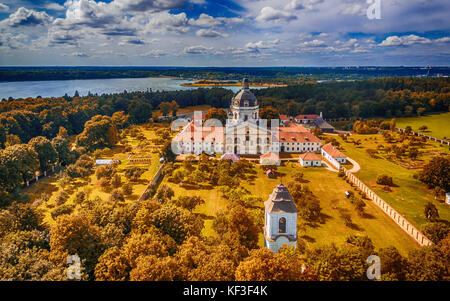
[300,235,316,243]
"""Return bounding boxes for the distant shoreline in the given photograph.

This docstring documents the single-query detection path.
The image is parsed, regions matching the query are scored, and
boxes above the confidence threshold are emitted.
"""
[181,80,288,88]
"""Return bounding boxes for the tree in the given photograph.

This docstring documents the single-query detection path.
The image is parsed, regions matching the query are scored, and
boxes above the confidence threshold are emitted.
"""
[205,107,228,125]
[151,204,203,244]
[5,134,20,147]
[424,202,439,221]
[378,246,406,281]
[259,106,280,124]
[109,189,125,203]
[111,111,129,129]
[130,255,180,281]
[174,195,205,212]
[170,100,179,117]
[389,118,396,131]
[124,166,144,181]
[51,136,73,165]
[421,222,450,244]
[306,244,366,281]
[2,144,39,183]
[156,184,175,204]
[128,99,152,124]
[419,156,450,191]
[376,175,394,187]
[228,205,259,250]
[235,248,306,281]
[50,213,103,279]
[76,115,119,150]
[159,102,172,117]
[28,136,57,172]
[110,173,122,188]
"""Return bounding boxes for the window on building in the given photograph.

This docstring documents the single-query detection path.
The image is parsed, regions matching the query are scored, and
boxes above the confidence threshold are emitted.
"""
[279,217,286,233]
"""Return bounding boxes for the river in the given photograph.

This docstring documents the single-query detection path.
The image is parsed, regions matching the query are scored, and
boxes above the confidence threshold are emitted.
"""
[0,77,253,100]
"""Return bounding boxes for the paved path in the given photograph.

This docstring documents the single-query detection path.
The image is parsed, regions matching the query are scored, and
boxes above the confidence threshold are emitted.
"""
[346,157,361,173]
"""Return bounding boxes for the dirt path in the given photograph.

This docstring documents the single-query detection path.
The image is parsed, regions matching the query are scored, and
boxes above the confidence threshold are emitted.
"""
[346,157,361,173]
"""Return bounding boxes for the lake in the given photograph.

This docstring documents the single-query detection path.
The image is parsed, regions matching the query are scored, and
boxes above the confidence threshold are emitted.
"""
[0,77,251,100]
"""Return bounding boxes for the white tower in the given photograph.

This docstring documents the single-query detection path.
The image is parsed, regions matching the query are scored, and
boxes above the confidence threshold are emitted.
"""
[228,78,259,125]
[264,183,298,253]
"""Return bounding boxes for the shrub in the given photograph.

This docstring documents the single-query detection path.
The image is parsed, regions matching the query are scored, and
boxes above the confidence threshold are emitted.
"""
[376,175,394,187]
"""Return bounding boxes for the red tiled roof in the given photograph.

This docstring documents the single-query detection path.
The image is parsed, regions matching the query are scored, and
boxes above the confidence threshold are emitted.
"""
[277,123,309,133]
[260,152,280,160]
[278,132,321,143]
[279,114,290,120]
[295,114,319,119]
[299,152,321,161]
[322,143,346,158]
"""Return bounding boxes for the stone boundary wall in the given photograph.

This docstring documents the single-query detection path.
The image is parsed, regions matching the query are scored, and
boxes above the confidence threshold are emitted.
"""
[342,167,433,247]
[138,163,166,201]
[396,127,450,146]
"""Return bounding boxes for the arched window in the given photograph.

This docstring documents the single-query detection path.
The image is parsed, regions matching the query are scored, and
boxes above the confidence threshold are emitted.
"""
[279,217,286,233]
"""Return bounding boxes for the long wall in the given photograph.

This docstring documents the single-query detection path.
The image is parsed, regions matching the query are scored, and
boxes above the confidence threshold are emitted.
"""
[396,127,450,146]
[342,167,433,247]
[138,163,166,201]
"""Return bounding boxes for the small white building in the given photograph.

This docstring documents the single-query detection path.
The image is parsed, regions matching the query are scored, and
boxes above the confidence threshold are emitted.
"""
[321,143,347,164]
[95,159,121,166]
[264,183,298,253]
[446,192,450,205]
[299,152,322,167]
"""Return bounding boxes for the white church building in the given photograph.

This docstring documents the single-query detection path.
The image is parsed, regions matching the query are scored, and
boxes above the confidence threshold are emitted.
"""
[264,183,298,253]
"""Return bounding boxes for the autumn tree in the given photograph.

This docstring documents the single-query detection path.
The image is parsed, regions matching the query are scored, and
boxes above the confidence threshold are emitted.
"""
[235,248,306,281]
[174,195,205,212]
[205,107,228,125]
[424,202,439,221]
[28,136,57,172]
[76,115,119,150]
[419,156,450,191]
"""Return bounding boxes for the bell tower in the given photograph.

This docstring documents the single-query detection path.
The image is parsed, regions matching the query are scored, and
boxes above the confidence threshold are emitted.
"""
[264,183,298,253]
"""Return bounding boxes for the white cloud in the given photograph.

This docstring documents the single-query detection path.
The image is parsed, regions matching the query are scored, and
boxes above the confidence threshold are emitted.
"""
[2,7,53,27]
[45,3,65,11]
[188,13,243,28]
[0,3,9,12]
[183,45,212,54]
[379,35,432,47]
[255,7,297,22]
[285,0,305,11]
[146,12,189,34]
[139,49,167,57]
[196,29,227,38]
[340,3,366,16]
[299,39,326,47]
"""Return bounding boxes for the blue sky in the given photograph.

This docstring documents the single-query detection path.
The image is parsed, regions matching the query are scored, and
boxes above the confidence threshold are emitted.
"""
[0,0,449,66]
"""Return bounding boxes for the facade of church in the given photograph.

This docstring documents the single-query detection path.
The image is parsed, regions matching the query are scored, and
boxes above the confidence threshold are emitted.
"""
[173,79,322,156]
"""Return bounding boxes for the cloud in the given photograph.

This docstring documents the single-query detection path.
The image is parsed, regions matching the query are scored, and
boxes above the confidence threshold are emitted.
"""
[71,51,89,57]
[0,3,9,12]
[114,0,186,12]
[379,35,432,47]
[139,49,167,57]
[188,13,244,28]
[45,3,65,11]
[340,3,366,16]
[146,12,189,34]
[299,39,326,47]
[255,7,297,22]
[119,38,145,45]
[3,7,53,27]
[183,45,212,54]
[284,0,305,11]
[196,29,227,38]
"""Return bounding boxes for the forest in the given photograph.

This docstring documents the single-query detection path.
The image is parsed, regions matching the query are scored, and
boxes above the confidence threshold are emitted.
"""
[0,76,449,281]
[1,66,449,82]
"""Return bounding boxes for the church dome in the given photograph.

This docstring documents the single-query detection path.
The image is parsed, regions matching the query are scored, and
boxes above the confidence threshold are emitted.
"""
[231,78,258,108]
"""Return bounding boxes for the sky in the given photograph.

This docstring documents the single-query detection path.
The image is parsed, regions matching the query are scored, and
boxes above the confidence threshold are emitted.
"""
[0,0,449,66]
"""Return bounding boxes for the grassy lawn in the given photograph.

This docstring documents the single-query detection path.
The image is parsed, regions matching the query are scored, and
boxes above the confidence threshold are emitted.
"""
[394,112,450,140]
[331,133,450,230]
[161,161,418,256]
[22,123,166,225]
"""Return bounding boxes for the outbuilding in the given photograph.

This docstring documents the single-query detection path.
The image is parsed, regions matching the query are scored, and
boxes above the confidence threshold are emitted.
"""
[299,152,322,167]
